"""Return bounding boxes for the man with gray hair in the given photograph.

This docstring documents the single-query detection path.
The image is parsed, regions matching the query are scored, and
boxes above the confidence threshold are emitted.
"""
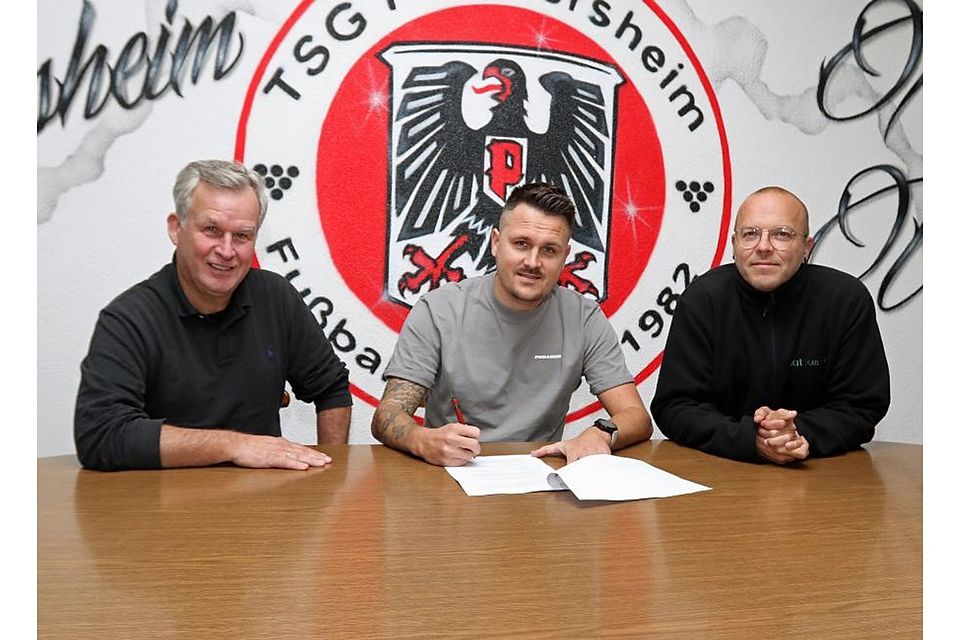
[75,160,351,471]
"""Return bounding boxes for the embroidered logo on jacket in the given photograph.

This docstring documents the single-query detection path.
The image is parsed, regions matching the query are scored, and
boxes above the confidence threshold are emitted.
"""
[789,357,827,368]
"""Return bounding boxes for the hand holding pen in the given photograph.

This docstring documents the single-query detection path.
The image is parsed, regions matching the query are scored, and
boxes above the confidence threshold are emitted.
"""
[401,396,481,467]
[418,397,480,466]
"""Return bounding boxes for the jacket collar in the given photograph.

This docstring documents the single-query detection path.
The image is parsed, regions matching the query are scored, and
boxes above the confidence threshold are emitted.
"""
[162,252,253,322]
[734,262,809,308]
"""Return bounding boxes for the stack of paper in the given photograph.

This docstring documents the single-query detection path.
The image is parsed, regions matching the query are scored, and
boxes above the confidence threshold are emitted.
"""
[445,454,710,501]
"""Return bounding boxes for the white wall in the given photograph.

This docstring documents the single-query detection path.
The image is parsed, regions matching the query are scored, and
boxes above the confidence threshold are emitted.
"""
[38,0,922,457]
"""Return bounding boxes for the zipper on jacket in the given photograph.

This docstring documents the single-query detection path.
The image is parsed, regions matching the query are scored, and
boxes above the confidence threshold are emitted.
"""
[763,293,777,388]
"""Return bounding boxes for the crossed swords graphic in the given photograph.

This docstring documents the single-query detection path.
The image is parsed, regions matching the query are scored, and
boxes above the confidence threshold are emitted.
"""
[397,234,599,298]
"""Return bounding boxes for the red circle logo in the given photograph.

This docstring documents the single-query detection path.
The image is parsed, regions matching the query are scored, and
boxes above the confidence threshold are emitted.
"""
[237,1,730,417]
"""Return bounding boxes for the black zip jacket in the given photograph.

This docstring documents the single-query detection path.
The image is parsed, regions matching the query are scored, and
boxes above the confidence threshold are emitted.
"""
[651,263,890,463]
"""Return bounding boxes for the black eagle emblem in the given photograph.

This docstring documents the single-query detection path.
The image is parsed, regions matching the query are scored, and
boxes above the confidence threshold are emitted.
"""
[385,52,617,298]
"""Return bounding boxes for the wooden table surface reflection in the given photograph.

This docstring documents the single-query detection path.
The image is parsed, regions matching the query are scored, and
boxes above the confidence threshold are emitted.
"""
[38,441,921,639]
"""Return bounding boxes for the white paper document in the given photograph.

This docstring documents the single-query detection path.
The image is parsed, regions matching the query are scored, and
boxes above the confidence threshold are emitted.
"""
[445,454,711,501]
[444,455,560,496]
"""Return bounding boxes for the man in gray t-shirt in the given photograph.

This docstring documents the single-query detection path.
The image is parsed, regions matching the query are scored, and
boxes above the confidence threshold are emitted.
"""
[372,183,653,466]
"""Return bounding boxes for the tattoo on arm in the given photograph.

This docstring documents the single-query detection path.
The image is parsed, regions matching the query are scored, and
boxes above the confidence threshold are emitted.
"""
[373,378,427,448]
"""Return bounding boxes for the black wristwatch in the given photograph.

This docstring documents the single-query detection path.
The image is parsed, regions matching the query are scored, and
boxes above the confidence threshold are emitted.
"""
[593,418,619,449]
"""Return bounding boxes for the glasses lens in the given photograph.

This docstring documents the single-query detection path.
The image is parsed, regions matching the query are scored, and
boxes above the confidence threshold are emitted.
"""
[769,227,796,249]
[739,228,761,247]
[738,227,798,249]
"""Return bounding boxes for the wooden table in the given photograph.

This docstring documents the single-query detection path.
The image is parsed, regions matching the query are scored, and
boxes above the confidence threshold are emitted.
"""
[38,441,921,639]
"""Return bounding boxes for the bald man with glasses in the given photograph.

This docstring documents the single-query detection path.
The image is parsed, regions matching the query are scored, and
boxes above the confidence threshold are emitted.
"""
[651,186,890,464]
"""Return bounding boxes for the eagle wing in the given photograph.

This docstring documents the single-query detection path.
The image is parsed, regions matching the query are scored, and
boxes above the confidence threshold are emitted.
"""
[528,71,612,252]
[391,61,486,242]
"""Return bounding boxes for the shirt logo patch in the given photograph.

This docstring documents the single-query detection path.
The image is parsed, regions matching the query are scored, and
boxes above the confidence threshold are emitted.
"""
[534,354,562,360]
[790,357,826,368]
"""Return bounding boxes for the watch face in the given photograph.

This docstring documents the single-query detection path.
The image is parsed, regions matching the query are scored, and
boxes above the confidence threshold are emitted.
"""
[595,419,617,433]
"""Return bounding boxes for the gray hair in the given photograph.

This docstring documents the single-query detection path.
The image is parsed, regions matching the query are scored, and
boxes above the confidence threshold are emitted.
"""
[173,160,268,225]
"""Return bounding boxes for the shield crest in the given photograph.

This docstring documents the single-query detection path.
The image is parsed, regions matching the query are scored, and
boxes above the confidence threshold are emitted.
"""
[378,42,624,306]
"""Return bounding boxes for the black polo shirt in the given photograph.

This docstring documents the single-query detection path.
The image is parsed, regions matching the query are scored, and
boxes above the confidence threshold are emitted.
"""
[74,256,352,470]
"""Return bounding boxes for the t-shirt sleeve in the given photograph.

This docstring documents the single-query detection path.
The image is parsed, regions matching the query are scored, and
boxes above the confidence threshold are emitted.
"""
[581,303,633,396]
[382,298,441,389]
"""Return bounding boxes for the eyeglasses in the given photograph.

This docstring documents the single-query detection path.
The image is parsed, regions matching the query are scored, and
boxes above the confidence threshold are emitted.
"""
[734,226,803,250]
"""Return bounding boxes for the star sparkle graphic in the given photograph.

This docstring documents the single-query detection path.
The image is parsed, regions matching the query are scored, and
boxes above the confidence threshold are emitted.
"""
[616,180,654,245]
[363,61,389,126]
[528,19,557,51]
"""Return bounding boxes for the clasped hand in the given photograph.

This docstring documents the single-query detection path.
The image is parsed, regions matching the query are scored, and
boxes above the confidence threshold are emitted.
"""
[754,406,809,464]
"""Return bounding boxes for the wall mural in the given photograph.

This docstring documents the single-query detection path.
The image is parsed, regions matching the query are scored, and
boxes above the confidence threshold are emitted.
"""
[811,0,922,312]
[37,0,922,456]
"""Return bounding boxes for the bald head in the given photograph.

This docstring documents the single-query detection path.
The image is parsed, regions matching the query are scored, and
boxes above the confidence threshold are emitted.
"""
[735,186,809,236]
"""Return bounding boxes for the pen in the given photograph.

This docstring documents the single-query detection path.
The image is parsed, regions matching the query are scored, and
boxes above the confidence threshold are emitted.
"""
[451,397,466,424]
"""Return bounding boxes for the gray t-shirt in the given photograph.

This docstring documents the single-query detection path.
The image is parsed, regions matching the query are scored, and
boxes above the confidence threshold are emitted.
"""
[383,273,633,442]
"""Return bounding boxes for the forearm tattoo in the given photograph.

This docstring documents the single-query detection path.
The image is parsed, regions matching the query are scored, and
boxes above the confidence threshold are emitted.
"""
[373,378,427,447]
